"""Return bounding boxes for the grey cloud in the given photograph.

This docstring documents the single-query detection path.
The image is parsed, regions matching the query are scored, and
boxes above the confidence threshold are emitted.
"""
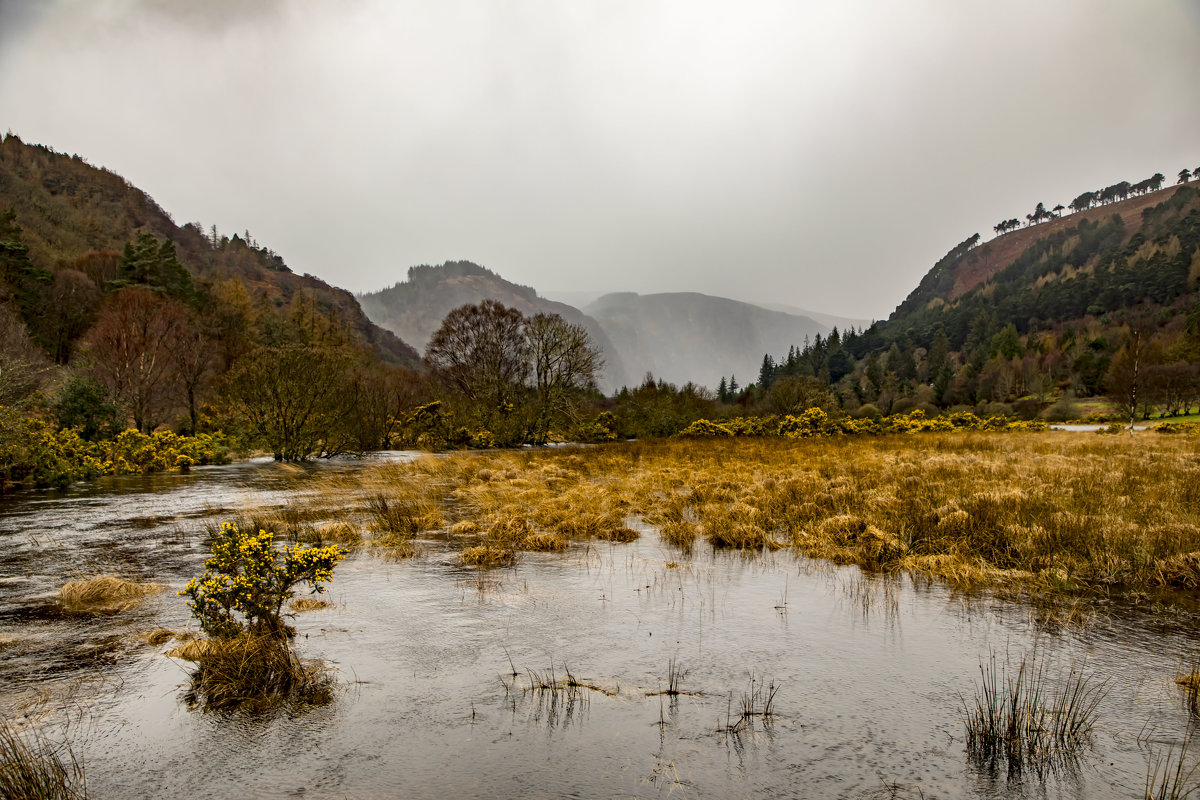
[1,0,1198,321]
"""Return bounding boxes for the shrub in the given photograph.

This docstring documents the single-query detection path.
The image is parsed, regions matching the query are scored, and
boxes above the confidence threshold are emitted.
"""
[778,407,829,437]
[852,404,881,420]
[574,411,618,442]
[469,429,496,449]
[180,523,346,640]
[678,419,733,437]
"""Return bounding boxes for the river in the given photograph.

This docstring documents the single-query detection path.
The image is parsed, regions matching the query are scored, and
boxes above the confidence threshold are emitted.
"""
[0,454,1196,799]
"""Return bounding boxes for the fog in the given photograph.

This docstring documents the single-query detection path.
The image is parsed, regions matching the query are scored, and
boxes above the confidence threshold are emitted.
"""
[1,0,1197,319]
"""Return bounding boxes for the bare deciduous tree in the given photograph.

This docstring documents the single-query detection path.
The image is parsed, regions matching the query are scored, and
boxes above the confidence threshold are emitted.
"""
[86,287,188,432]
[527,312,603,443]
[425,300,529,424]
[0,304,53,406]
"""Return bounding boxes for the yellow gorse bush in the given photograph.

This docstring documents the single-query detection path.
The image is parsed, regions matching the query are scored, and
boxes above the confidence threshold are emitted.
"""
[677,408,1048,439]
[180,522,346,639]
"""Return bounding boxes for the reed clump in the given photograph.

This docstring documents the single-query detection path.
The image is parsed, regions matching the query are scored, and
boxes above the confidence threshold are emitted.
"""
[962,651,1106,774]
[0,718,86,800]
[59,576,163,612]
[1146,734,1200,800]
[368,493,443,540]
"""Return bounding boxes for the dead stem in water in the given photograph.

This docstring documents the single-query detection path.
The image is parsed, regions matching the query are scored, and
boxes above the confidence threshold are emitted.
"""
[1146,730,1200,800]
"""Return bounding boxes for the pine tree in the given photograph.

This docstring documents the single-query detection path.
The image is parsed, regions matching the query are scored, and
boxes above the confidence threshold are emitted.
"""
[0,209,53,348]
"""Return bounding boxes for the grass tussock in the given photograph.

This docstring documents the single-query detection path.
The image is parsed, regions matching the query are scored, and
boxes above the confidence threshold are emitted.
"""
[59,576,163,612]
[0,719,86,800]
[461,545,515,568]
[963,651,1106,774]
[139,628,179,646]
[375,541,420,561]
[595,526,640,543]
[168,633,332,711]
[289,597,332,612]
[310,522,362,545]
[368,493,444,539]
[284,433,1200,598]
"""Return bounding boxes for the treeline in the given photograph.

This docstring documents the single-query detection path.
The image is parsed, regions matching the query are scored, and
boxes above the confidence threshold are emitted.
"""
[992,163,1197,235]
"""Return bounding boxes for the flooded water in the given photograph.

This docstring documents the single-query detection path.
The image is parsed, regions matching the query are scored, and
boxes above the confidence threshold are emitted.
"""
[1,455,1198,799]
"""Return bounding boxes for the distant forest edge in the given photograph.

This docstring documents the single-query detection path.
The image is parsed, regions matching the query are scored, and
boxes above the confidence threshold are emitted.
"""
[1,132,1197,490]
[737,166,1200,426]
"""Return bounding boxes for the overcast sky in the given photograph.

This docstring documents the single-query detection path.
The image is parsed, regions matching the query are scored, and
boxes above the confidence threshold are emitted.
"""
[1,1,1198,320]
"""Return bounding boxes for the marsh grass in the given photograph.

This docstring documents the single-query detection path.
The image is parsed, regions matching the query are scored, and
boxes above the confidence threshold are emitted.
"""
[58,576,163,613]
[1176,656,1200,714]
[168,634,333,712]
[1146,733,1200,800]
[138,628,179,646]
[289,597,332,612]
[460,544,516,568]
[963,651,1106,774]
[368,493,444,539]
[374,541,420,561]
[285,433,1200,598]
[0,719,86,800]
[844,572,901,622]
[647,657,697,698]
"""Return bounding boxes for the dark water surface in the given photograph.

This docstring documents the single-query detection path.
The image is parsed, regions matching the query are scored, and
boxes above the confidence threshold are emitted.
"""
[0,455,1196,799]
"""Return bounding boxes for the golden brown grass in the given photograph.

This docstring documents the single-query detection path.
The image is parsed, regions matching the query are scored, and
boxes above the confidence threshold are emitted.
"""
[460,544,516,567]
[0,718,86,800]
[59,576,163,612]
[279,433,1200,596]
[139,628,179,646]
[168,634,332,711]
[289,598,332,612]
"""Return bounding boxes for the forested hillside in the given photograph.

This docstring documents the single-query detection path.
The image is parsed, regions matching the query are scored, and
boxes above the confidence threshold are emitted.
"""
[0,134,419,368]
[744,174,1200,422]
[0,134,427,474]
[583,291,828,390]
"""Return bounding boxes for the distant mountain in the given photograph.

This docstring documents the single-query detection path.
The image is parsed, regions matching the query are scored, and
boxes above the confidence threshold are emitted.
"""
[359,264,834,393]
[583,291,830,389]
[746,301,873,333]
[358,261,631,389]
[0,134,419,367]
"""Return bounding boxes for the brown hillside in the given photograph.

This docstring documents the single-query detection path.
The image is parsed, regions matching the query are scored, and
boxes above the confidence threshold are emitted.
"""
[949,184,1191,301]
